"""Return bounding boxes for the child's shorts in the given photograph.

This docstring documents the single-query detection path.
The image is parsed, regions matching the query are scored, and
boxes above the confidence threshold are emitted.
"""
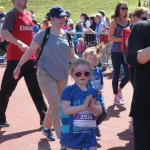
[67,146,97,150]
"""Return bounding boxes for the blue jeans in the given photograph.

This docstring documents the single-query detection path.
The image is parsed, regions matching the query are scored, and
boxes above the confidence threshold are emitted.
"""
[111,52,129,94]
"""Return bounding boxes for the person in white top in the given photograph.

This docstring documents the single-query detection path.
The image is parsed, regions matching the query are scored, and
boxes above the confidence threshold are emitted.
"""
[98,10,109,28]
[80,12,90,28]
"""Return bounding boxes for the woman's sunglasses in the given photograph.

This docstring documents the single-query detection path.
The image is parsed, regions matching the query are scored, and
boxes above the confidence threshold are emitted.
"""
[120,7,128,11]
[73,71,91,77]
[140,17,148,20]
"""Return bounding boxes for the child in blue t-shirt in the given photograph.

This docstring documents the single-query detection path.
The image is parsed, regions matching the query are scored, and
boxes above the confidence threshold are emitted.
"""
[60,58,102,150]
[83,43,107,137]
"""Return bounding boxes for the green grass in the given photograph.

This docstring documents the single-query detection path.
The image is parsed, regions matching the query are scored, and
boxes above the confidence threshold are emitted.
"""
[0,0,148,23]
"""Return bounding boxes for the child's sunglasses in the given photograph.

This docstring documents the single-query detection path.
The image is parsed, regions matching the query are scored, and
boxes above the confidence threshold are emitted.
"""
[120,7,128,11]
[73,71,91,77]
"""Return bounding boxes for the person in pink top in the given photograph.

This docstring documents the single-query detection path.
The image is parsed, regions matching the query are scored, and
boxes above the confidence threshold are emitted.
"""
[76,38,85,58]
[61,17,68,30]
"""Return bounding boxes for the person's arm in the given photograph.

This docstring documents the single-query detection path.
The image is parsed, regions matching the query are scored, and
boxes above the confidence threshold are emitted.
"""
[62,95,91,115]
[90,100,102,116]
[17,41,40,67]
[69,47,79,61]
[83,28,93,34]
[2,30,29,53]
[108,19,122,42]
[92,24,103,35]
[66,30,74,34]
[137,47,150,64]
[1,10,29,52]
[127,21,150,67]
[13,41,40,79]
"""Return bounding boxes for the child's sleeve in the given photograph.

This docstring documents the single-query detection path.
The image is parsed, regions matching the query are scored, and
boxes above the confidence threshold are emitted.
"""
[92,88,100,101]
[61,86,72,102]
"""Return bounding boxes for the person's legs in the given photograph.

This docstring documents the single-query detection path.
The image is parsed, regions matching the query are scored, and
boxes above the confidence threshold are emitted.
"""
[118,54,129,100]
[95,103,107,137]
[37,68,68,139]
[23,61,47,122]
[0,61,22,126]
[111,52,123,105]
[96,104,107,125]
[111,52,122,95]
[133,117,150,150]
[119,54,129,89]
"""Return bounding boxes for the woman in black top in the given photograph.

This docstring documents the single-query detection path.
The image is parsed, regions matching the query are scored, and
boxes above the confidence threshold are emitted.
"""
[83,15,97,48]
[127,20,150,150]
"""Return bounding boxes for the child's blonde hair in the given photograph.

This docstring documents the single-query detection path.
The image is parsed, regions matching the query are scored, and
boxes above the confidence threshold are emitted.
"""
[83,42,106,64]
[69,58,92,73]
[77,38,84,44]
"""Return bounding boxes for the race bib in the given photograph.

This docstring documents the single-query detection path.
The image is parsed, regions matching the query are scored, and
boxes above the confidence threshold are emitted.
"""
[73,107,97,129]
[91,79,101,90]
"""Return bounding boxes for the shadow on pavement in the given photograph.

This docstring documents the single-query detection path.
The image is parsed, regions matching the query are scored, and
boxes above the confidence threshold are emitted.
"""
[0,128,41,144]
[38,138,51,150]
[103,72,113,80]
[105,104,126,121]
[108,129,134,150]
[97,139,102,148]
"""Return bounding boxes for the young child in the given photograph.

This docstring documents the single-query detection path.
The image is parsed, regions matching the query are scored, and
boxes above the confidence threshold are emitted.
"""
[67,22,79,51]
[83,43,107,137]
[76,38,85,58]
[60,58,102,150]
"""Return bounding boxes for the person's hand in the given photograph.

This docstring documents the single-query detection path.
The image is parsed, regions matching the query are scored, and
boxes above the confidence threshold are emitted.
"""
[91,30,95,34]
[13,66,21,80]
[1,18,4,22]
[17,40,29,52]
[98,90,103,94]
[89,98,96,109]
[83,95,92,109]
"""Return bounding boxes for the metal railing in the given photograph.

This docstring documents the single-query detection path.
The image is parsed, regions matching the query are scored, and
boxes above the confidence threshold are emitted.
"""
[66,31,113,70]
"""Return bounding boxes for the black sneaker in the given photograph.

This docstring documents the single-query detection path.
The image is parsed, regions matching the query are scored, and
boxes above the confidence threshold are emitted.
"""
[95,127,101,137]
[42,128,55,141]
[0,120,10,127]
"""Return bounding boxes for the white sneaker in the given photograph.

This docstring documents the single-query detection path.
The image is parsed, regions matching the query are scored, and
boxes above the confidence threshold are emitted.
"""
[114,97,124,105]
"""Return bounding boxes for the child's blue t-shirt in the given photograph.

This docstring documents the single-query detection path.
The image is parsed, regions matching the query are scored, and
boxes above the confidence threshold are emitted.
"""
[60,83,99,148]
[87,67,104,104]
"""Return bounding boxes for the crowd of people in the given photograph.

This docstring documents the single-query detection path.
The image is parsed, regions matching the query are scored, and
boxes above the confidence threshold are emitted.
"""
[0,0,150,150]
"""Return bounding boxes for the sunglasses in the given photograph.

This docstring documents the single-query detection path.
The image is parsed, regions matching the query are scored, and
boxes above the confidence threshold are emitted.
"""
[73,71,91,77]
[120,7,128,11]
[140,17,148,20]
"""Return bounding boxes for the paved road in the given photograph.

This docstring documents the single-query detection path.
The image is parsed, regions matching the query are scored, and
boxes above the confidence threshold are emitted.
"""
[0,65,134,150]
